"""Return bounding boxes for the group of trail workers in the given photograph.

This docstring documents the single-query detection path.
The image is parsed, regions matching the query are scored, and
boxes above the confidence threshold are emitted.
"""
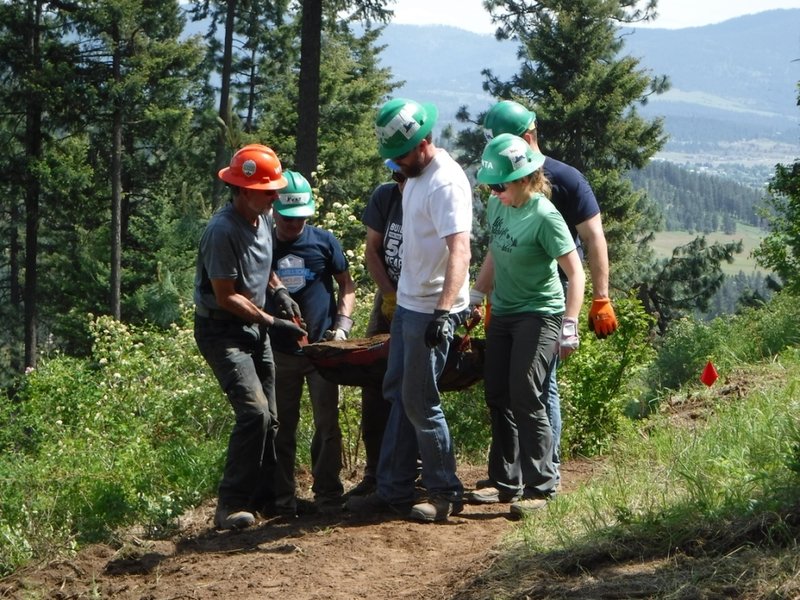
[193,97,619,530]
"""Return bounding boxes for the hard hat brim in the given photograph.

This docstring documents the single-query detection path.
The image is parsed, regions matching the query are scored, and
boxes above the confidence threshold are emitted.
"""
[218,168,289,190]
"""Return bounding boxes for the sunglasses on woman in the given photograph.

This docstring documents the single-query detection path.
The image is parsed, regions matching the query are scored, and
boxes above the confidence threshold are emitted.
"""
[488,183,506,193]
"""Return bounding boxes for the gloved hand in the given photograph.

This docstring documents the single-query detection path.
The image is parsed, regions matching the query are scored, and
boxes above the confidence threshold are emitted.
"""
[424,309,453,348]
[588,298,618,339]
[558,317,580,360]
[381,292,397,321]
[469,287,486,308]
[323,314,354,342]
[273,286,302,320]
[269,317,308,339]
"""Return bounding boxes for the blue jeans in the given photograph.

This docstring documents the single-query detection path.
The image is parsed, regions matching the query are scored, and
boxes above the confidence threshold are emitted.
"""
[542,353,562,482]
[484,312,560,496]
[273,351,343,507]
[194,316,278,511]
[376,306,463,504]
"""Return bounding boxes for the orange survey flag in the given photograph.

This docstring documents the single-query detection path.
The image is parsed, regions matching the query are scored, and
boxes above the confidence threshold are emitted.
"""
[700,361,718,387]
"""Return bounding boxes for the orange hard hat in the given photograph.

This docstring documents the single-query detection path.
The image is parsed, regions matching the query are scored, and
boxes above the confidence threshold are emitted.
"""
[218,144,288,190]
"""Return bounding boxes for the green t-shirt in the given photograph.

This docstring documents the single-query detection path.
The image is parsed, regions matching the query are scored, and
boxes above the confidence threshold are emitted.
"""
[487,193,576,316]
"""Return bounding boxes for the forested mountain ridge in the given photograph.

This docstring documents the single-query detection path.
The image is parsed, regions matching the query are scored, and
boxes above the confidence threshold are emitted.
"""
[629,161,767,233]
[376,8,800,173]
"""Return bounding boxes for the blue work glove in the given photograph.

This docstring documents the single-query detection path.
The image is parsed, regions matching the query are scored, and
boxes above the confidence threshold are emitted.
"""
[424,309,453,348]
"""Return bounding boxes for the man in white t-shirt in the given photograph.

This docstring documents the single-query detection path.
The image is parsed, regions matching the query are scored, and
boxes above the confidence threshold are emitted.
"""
[345,98,472,522]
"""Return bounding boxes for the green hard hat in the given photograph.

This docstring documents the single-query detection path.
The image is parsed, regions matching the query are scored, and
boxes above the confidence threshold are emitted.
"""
[483,100,536,140]
[275,171,315,217]
[375,98,438,159]
[476,133,546,185]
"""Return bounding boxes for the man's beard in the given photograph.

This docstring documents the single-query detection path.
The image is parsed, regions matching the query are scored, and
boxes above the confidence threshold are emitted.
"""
[402,153,426,178]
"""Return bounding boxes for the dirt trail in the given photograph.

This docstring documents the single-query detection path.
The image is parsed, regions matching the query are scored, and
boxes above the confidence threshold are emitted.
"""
[0,461,602,599]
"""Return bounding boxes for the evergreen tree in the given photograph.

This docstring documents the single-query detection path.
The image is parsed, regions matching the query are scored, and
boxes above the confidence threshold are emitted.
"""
[754,82,800,294]
[636,236,743,333]
[0,0,85,370]
[293,0,392,184]
[458,0,668,283]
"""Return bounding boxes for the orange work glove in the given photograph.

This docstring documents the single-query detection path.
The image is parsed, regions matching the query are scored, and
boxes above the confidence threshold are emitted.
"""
[588,298,618,339]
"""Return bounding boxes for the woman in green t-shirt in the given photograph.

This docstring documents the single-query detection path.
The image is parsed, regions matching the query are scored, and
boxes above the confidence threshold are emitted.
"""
[469,133,585,518]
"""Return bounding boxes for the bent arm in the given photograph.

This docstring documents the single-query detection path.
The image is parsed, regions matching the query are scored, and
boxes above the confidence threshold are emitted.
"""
[556,250,586,321]
[364,227,396,295]
[333,269,356,318]
[210,278,273,325]
[473,249,495,295]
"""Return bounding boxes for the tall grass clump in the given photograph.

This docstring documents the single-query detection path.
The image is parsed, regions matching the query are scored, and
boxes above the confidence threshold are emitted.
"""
[0,313,230,576]
[513,347,800,561]
[645,291,800,396]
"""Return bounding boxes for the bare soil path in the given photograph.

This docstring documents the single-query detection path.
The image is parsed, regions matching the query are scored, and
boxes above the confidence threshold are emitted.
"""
[0,461,602,599]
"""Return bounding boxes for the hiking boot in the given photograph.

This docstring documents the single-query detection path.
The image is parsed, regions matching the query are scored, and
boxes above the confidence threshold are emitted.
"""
[345,477,377,498]
[466,486,522,504]
[214,504,255,530]
[344,492,411,517]
[315,496,344,515]
[408,496,463,523]
[261,497,317,518]
[475,478,493,489]
[509,492,553,518]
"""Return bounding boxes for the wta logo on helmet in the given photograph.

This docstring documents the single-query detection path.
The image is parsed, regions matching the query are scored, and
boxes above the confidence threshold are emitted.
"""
[499,137,530,170]
[375,98,439,159]
[376,104,421,145]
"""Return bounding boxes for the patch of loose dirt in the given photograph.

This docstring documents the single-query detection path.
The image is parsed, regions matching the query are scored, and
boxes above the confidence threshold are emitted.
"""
[0,461,603,600]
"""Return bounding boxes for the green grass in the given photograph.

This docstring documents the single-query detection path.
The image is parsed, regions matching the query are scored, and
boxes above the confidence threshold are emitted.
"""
[470,349,800,599]
[651,224,766,275]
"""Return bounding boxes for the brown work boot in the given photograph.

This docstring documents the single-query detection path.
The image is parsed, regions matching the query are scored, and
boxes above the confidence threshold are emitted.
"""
[214,504,256,530]
[466,486,522,504]
[408,496,463,522]
[509,491,554,519]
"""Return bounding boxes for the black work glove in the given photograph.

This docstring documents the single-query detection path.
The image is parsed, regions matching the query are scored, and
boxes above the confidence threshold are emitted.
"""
[270,317,308,339]
[424,309,453,348]
[273,286,302,320]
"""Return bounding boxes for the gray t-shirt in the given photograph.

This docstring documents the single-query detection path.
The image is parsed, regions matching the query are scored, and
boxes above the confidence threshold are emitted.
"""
[361,182,403,284]
[194,202,274,311]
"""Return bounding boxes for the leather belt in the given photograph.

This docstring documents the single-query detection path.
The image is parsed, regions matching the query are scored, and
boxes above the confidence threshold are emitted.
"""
[195,305,241,321]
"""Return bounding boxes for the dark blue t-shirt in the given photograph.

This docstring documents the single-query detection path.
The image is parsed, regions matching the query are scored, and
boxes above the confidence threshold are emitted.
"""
[544,156,601,261]
[266,225,349,353]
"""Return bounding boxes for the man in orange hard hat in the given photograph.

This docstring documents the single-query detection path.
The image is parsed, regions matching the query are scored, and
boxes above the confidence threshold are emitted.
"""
[194,144,307,530]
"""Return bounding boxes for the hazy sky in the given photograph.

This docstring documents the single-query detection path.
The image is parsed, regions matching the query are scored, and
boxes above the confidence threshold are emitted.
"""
[390,0,800,33]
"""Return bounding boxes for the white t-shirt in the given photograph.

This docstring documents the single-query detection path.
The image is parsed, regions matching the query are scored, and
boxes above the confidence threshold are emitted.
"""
[397,149,472,314]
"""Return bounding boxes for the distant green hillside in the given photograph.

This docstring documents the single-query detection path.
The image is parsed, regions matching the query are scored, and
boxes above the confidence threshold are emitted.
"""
[630,160,768,231]
[650,224,765,276]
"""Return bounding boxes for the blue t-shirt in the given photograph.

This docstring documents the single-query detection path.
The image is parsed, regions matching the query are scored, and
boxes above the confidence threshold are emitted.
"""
[544,156,600,260]
[266,225,349,353]
[193,202,274,312]
[361,182,403,284]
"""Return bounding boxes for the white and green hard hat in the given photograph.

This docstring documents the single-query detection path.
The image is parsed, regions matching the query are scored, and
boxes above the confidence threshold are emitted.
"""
[483,100,536,140]
[375,98,438,159]
[275,171,315,217]
[476,133,546,185]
